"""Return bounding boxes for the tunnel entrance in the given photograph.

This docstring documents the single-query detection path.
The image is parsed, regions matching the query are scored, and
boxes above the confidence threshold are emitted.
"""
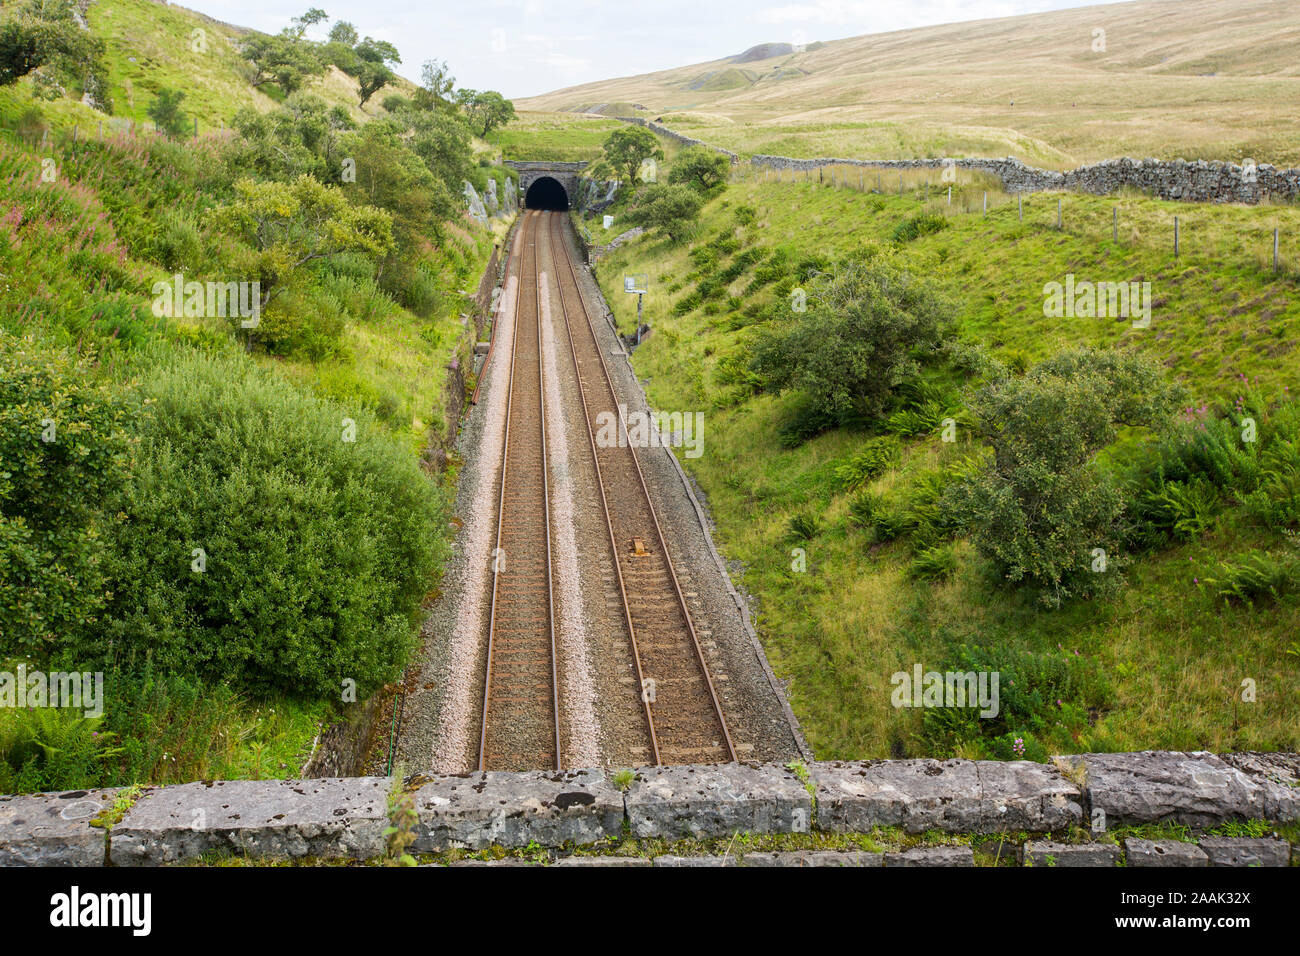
[525,176,570,211]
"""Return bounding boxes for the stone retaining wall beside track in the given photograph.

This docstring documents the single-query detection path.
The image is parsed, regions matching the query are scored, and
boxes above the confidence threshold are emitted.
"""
[2,751,1295,866]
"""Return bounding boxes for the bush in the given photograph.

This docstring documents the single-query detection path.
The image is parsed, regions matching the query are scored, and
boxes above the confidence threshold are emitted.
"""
[785,512,822,541]
[834,437,899,490]
[946,348,1181,607]
[89,349,447,700]
[0,333,131,656]
[750,256,955,426]
[891,211,949,244]
[628,183,703,243]
[1205,542,1299,608]
[919,642,1113,754]
[909,544,957,580]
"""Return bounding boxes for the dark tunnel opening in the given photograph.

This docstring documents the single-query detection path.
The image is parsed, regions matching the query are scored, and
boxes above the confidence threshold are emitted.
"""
[525,176,570,211]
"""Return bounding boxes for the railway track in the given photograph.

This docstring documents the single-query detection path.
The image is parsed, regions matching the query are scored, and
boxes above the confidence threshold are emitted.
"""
[477,210,562,771]
[546,212,737,766]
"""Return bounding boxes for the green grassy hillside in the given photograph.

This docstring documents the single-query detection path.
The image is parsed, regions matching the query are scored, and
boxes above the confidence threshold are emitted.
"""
[595,166,1300,760]
[0,0,403,133]
[0,1,502,793]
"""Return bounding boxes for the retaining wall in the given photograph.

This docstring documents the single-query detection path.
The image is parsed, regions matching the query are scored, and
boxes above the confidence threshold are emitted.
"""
[2,751,1294,866]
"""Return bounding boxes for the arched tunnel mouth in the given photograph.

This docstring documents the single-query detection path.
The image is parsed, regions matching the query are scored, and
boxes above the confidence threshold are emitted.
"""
[525,176,570,211]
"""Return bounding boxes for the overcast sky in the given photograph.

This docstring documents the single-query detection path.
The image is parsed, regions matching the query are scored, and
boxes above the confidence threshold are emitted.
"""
[190,0,1131,99]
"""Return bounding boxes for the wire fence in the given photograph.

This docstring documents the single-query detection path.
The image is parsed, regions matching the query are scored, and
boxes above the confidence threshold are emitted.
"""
[727,160,1299,277]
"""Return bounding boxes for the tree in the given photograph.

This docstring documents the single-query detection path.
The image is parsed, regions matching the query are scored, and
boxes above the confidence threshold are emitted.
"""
[289,7,329,39]
[226,93,355,182]
[749,255,954,422]
[328,20,358,46]
[416,58,455,110]
[403,107,474,195]
[351,37,401,107]
[669,145,731,195]
[343,119,457,255]
[945,348,1182,607]
[242,31,327,96]
[0,0,112,110]
[602,125,663,183]
[627,183,702,243]
[147,88,189,139]
[208,174,394,312]
[0,332,130,656]
[457,89,515,138]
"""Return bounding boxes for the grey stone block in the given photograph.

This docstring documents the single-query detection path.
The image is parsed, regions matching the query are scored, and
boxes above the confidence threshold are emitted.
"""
[652,855,737,867]
[1219,753,1300,822]
[1197,837,1290,867]
[974,761,1083,831]
[111,777,388,865]
[1022,840,1121,867]
[410,769,623,852]
[552,855,652,867]
[813,759,1080,834]
[625,763,812,840]
[742,850,882,867]
[1123,838,1209,867]
[0,789,117,866]
[1057,752,1274,828]
[884,846,975,867]
[449,859,539,866]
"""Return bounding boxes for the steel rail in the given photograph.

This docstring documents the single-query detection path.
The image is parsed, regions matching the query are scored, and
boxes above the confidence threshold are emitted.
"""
[477,210,562,771]
[547,212,736,764]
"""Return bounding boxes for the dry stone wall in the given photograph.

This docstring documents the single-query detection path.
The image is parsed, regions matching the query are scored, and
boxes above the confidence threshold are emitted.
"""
[751,153,1300,204]
[2,751,1295,866]
[613,115,1299,203]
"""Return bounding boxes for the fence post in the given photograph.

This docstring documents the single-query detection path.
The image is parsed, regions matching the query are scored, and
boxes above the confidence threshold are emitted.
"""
[983,192,987,216]
[1113,206,1118,242]
[98,121,103,142]
[898,173,903,195]
[1057,197,1062,229]
[1018,194,1023,221]
[1174,216,1179,257]
[948,186,952,205]
[1274,228,1279,271]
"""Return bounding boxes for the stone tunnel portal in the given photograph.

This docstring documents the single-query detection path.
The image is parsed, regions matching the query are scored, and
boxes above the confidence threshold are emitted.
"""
[525,176,570,211]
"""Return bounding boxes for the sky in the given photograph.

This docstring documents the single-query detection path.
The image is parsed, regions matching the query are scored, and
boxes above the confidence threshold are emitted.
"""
[191,0,1132,99]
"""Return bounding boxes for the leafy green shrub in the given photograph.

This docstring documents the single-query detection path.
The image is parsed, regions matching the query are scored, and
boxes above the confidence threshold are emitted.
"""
[891,211,949,244]
[673,290,702,316]
[847,490,884,529]
[0,708,121,796]
[1135,477,1220,541]
[89,349,447,700]
[0,333,131,656]
[750,257,955,427]
[257,284,347,360]
[909,544,957,580]
[1205,543,1299,608]
[785,512,822,541]
[919,642,1113,754]
[946,348,1180,607]
[834,437,900,490]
